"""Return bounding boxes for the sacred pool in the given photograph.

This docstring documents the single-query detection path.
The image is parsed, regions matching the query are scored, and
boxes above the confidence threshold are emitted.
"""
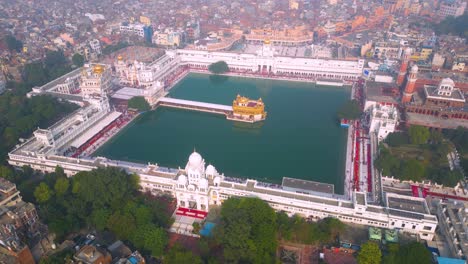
[94,73,350,193]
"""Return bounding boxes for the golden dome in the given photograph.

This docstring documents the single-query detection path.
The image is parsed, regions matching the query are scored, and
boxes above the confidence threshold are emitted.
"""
[264,39,271,45]
[117,55,123,61]
[93,64,104,74]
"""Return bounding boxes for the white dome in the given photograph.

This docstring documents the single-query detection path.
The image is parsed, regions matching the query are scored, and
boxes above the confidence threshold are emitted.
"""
[188,151,202,166]
[410,65,418,73]
[199,178,208,189]
[178,175,187,185]
[206,164,217,176]
[440,78,455,87]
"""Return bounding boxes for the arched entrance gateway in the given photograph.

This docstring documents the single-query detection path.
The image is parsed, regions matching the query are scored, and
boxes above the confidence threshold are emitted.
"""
[174,151,221,213]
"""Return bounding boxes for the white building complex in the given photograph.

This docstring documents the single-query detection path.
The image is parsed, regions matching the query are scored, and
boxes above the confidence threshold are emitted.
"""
[112,42,364,100]
[369,104,398,142]
[7,44,440,242]
[8,123,437,241]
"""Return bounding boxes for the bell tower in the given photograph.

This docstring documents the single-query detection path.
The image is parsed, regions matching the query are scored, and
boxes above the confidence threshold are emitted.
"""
[397,48,411,86]
[402,65,418,104]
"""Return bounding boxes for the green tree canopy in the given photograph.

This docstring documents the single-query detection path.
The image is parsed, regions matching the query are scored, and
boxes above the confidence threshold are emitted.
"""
[164,244,203,264]
[276,212,344,244]
[337,100,362,120]
[128,96,151,112]
[34,183,53,203]
[400,159,426,181]
[444,126,468,154]
[385,132,410,147]
[215,197,277,264]
[54,178,69,196]
[208,61,229,74]
[72,53,85,67]
[23,62,49,87]
[433,13,468,38]
[357,241,382,264]
[383,242,432,264]
[408,125,430,145]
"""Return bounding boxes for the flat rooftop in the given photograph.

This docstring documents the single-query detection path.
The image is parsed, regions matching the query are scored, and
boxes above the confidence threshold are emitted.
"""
[282,177,335,194]
[406,112,468,129]
[0,178,15,192]
[365,81,399,105]
[102,46,164,64]
[387,196,428,214]
[424,85,466,102]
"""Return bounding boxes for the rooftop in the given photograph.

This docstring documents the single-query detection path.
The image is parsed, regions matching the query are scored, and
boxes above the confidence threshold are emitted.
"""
[365,81,399,105]
[0,178,15,193]
[387,196,428,214]
[282,177,335,194]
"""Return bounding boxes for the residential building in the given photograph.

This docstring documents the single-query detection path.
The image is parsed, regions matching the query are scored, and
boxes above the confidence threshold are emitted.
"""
[74,245,112,264]
[436,200,468,259]
[369,104,398,142]
[438,0,467,18]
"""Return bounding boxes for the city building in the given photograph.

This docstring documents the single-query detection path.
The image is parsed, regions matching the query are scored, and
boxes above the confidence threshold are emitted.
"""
[435,199,468,259]
[153,29,183,47]
[120,22,153,43]
[368,104,399,142]
[246,26,314,46]
[120,22,145,38]
[438,0,467,18]
[7,136,439,241]
[89,39,102,55]
[0,179,42,264]
[74,245,112,264]
[112,44,364,105]
[80,64,112,96]
[173,42,364,81]
[405,77,468,128]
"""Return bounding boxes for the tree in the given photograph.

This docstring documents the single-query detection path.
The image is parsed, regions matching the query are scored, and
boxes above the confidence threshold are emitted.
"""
[337,100,362,120]
[54,178,70,196]
[400,159,425,181]
[90,208,111,231]
[72,167,136,210]
[357,242,381,264]
[72,53,85,67]
[34,183,53,203]
[433,13,468,38]
[4,35,23,52]
[408,125,430,145]
[216,197,277,264]
[23,62,48,87]
[208,61,229,74]
[164,244,203,264]
[385,132,409,147]
[0,165,15,182]
[44,50,71,80]
[141,225,167,257]
[383,242,431,264]
[128,96,151,112]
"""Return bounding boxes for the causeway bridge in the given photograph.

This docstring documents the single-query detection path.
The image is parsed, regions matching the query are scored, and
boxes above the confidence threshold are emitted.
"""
[157,97,233,116]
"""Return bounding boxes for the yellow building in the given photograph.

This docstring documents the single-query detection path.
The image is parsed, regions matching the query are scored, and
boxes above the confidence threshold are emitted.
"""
[420,48,433,61]
[140,16,151,26]
[230,95,267,123]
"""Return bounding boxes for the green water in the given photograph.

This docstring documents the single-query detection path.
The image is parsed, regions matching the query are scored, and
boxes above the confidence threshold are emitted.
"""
[95,73,350,193]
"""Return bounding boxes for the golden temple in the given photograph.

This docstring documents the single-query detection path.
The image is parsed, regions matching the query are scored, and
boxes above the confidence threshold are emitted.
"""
[230,95,267,122]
